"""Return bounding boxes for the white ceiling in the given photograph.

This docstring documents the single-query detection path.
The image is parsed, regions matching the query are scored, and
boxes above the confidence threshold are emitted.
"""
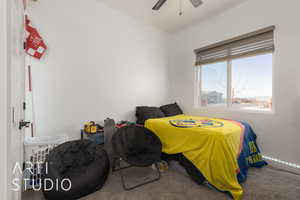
[99,0,246,33]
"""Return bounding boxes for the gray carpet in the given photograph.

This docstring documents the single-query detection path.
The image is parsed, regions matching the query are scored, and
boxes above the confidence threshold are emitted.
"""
[22,166,300,200]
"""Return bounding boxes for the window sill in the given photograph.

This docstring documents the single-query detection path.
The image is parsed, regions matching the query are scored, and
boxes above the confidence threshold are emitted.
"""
[194,106,275,115]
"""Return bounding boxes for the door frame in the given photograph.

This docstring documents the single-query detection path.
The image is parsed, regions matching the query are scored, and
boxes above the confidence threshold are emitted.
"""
[0,0,13,199]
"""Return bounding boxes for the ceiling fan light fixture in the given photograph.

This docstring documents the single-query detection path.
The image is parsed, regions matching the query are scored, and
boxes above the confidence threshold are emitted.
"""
[189,0,203,8]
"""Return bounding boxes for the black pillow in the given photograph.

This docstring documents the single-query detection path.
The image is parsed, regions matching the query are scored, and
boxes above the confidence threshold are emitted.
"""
[160,103,183,117]
[136,106,165,125]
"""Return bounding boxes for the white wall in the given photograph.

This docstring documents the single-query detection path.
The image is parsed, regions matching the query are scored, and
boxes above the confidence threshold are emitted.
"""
[27,0,300,166]
[27,0,171,139]
[169,0,300,165]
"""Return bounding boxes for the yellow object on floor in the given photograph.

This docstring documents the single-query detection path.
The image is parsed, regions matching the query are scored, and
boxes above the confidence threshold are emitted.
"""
[145,114,244,200]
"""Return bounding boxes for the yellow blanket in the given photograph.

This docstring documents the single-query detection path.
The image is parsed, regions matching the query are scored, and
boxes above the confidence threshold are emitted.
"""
[145,114,244,200]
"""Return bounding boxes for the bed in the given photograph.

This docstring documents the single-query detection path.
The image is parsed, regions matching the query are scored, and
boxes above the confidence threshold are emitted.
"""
[145,114,267,200]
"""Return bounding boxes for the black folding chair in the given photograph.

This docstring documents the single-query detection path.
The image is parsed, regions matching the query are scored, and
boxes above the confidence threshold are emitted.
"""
[111,125,162,190]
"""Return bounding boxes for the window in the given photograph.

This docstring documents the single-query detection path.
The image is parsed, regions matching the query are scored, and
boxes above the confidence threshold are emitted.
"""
[231,54,272,111]
[201,62,227,106]
[195,27,274,112]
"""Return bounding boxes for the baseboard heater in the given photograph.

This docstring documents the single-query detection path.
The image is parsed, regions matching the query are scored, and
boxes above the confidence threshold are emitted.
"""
[263,155,300,174]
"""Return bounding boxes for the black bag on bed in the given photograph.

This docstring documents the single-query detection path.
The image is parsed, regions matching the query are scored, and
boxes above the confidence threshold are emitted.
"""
[136,106,165,125]
[160,102,183,117]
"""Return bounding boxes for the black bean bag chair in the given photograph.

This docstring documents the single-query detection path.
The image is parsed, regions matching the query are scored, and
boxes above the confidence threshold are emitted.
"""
[42,140,110,200]
[112,125,162,167]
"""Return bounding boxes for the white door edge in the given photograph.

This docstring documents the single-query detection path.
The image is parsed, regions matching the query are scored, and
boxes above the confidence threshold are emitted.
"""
[1,0,25,199]
[0,0,11,199]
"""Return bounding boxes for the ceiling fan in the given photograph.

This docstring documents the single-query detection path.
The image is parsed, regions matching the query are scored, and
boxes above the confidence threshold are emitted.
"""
[152,0,203,11]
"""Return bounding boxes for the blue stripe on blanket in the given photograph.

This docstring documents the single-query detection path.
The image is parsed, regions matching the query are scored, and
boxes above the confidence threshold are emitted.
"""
[237,121,267,183]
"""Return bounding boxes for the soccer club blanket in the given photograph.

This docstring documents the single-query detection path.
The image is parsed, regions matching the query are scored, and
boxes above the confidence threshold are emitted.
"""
[145,115,267,200]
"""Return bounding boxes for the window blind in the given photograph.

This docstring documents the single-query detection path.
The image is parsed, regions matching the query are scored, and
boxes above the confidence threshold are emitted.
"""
[194,26,275,66]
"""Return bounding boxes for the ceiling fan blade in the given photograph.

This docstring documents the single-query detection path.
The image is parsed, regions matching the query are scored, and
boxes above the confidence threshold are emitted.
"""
[190,0,203,8]
[152,0,167,10]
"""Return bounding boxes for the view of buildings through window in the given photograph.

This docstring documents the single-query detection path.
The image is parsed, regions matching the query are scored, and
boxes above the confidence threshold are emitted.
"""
[201,61,227,106]
[200,53,273,111]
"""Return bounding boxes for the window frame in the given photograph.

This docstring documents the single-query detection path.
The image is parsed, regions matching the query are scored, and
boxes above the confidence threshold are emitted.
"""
[195,52,275,114]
